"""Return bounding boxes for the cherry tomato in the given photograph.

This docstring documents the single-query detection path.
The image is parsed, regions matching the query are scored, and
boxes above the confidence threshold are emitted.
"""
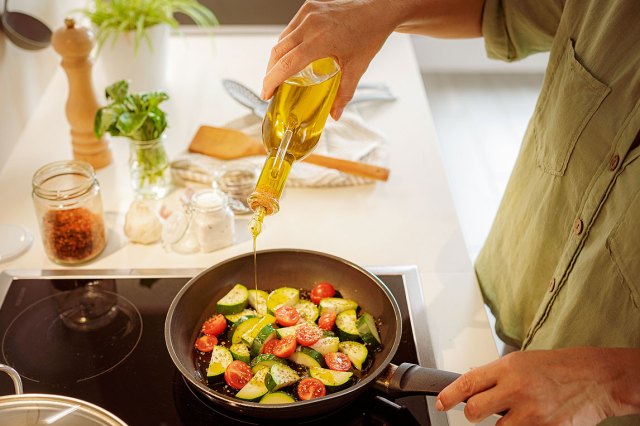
[297,378,326,400]
[272,335,297,358]
[310,281,336,304]
[325,352,351,371]
[224,360,253,390]
[295,322,324,346]
[202,314,227,336]
[274,305,300,327]
[194,335,217,352]
[318,312,337,331]
[262,339,278,355]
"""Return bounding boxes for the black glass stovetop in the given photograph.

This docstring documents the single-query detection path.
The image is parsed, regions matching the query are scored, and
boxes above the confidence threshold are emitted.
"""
[0,272,443,426]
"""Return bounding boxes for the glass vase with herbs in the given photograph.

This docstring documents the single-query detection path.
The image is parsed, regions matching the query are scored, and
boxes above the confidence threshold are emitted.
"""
[95,80,172,199]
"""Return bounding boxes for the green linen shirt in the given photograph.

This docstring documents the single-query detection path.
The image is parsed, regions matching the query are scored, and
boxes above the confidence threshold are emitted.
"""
[477,0,640,354]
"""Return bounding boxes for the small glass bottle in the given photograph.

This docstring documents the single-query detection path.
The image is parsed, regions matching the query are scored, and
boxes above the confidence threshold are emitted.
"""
[191,189,235,252]
[32,160,107,265]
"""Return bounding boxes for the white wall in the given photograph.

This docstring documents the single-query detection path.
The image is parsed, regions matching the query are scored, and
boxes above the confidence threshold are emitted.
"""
[411,36,549,73]
[0,0,83,171]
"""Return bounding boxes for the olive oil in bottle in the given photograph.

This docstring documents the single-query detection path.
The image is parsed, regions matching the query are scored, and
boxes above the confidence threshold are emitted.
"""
[248,57,341,293]
[248,57,341,237]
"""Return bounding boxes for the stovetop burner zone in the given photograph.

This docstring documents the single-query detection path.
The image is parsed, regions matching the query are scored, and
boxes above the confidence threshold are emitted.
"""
[0,268,448,426]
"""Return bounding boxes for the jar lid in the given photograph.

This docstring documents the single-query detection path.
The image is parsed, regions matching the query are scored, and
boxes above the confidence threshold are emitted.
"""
[0,224,33,263]
[191,189,226,212]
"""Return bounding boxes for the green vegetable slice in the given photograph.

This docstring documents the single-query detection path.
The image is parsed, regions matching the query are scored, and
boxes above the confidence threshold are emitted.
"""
[216,283,249,315]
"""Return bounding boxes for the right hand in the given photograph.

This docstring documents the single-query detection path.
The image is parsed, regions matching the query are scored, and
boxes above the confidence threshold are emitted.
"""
[261,0,402,120]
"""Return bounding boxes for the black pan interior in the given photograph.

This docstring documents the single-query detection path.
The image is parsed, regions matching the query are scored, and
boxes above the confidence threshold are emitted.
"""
[165,249,402,419]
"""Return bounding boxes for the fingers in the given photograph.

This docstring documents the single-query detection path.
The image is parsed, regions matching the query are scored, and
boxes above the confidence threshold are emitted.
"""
[436,364,498,411]
[265,31,303,79]
[463,383,512,423]
[330,62,361,120]
[262,44,317,100]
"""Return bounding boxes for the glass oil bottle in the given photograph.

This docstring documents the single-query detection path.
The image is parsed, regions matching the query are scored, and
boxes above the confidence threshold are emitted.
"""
[247,57,341,238]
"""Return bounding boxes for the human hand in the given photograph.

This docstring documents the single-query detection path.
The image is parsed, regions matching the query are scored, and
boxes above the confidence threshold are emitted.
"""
[261,0,403,120]
[436,347,640,425]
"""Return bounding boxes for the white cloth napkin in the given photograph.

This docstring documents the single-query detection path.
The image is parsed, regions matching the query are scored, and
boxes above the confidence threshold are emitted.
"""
[173,110,388,188]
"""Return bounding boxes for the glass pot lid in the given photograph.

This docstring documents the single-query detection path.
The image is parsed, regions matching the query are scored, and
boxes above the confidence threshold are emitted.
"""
[0,364,126,426]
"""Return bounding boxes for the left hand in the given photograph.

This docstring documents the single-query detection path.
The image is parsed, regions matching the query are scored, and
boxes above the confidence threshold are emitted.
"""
[436,347,640,425]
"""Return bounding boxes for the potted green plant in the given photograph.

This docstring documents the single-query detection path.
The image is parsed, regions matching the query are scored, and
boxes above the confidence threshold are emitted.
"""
[77,0,218,91]
[95,80,172,199]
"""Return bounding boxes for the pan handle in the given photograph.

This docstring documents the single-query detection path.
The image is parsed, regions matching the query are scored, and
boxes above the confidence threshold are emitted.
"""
[0,364,23,395]
[375,363,460,397]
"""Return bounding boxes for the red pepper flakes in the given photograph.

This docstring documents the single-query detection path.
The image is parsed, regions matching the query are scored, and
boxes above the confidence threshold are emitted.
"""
[43,207,106,263]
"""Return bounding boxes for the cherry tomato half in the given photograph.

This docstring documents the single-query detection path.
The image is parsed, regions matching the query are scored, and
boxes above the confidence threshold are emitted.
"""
[272,335,297,358]
[325,352,351,371]
[262,339,278,355]
[318,312,337,331]
[297,378,326,400]
[310,281,336,304]
[296,323,324,346]
[275,305,300,327]
[194,335,217,352]
[202,314,227,336]
[224,360,253,390]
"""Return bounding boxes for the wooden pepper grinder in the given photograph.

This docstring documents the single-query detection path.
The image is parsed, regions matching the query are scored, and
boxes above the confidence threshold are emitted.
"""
[51,18,112,169]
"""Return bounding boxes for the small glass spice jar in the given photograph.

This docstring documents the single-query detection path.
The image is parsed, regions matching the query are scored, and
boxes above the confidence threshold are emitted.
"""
[32,160,107,265]
[191,189,235,253]
[214,162,257,215]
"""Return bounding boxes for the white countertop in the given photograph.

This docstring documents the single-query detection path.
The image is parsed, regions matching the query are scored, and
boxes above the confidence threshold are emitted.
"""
[0,27,498,425]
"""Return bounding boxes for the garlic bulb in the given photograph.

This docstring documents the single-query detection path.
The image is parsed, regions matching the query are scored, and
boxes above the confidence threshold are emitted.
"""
[124,201,162,244]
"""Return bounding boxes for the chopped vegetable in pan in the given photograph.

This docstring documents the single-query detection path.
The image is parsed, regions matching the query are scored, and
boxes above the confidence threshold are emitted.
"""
[194,281,382,403]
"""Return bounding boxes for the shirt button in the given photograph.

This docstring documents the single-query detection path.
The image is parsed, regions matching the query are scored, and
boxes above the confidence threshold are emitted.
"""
[548,278,556,292]
[609,154,620,171]
[573,218,584,235]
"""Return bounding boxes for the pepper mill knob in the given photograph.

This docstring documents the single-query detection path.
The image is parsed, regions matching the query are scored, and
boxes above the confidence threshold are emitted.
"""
[51,18,112,169]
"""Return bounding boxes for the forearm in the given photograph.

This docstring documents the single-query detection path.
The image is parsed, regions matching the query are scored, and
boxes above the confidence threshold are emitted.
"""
[606,348,640,417]
[391,0,485,38]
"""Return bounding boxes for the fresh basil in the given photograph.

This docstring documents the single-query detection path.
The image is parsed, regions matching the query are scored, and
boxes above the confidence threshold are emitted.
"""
[95,80,169,141]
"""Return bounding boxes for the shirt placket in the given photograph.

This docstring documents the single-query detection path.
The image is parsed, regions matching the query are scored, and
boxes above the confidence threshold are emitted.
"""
[522,106,640,349]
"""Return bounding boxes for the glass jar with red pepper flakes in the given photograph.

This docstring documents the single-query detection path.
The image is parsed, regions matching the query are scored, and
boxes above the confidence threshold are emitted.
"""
[32,160,107,265]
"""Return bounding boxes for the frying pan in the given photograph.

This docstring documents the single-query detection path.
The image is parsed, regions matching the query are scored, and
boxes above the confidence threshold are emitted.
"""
[165,249,461,419]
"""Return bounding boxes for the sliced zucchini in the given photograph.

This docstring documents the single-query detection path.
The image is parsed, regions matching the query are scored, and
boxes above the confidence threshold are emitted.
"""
[295,299,319,322]
[236,367,269,401]
[248,289,268,316]
[259,391,295,404]
[336,309,360,342]
[265,363,300,391]
[229,343,251,363]
[240,314,276,347]
[216,284,249,315]
[309,336,340,356]
[275,325,298,339]
[250,324,277,358]
[225,308,256,324]
[266,287,299,315]
[319,298,358,316]
[288,346,325,368]
[229,316,260,344]
[309,367,353,392]
[249,353,286,373]
[338,341,368,370]
[357,312,381,348]
[206,346,233,385]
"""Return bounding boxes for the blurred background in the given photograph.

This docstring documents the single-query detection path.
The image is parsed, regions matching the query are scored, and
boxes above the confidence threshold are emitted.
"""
[0,0,547,264]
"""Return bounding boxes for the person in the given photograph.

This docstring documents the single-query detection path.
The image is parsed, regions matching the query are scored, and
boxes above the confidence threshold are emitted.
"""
[261,1,640,425]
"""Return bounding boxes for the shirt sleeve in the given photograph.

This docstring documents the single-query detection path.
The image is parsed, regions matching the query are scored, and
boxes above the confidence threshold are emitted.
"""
[482,0,565,61]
